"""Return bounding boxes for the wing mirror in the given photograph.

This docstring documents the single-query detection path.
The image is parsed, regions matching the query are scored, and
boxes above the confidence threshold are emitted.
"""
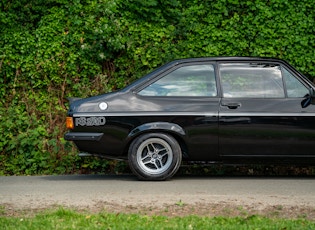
[301,88,315,108]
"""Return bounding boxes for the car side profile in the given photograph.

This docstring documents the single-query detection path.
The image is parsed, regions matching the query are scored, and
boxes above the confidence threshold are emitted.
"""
[65,57,315,180]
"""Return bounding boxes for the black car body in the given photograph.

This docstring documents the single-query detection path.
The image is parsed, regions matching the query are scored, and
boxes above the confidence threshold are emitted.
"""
[65,57,315,180]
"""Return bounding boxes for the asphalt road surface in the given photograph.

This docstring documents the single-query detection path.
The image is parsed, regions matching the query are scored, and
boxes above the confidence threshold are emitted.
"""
[1,174,315,212]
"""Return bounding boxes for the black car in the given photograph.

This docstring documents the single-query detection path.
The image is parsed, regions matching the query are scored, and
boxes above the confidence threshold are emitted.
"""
[65,57,315,180]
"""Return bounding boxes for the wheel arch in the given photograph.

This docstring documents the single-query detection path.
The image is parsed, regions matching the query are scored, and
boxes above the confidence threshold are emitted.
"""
[123,122,187,157]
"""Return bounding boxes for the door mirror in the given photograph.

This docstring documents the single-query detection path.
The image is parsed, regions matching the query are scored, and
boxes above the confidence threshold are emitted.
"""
[301,88,315,108]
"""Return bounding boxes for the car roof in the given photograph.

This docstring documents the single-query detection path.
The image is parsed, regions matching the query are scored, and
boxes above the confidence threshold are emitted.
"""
[167,56,288,64]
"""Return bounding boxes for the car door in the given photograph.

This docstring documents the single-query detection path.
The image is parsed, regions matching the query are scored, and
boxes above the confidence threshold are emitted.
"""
[218,61,315,160]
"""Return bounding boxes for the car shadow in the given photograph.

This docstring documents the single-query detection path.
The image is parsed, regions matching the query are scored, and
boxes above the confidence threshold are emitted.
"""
[174,164,315,180]
[41,174,138,181]
[173,174,315,181]
[39,164,315,181]
[40,173,315,182]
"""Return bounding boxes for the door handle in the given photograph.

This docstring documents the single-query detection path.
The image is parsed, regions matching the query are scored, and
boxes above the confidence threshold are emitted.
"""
[221,103,241,109]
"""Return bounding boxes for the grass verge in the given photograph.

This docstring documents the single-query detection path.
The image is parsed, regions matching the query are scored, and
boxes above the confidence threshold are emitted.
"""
[0,207,314,230]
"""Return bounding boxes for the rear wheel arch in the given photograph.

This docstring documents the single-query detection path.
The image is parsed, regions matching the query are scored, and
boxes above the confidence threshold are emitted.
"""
[124,122,187,156]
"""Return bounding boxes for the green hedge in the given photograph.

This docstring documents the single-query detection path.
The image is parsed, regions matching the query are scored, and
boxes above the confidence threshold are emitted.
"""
[1,0,314,175]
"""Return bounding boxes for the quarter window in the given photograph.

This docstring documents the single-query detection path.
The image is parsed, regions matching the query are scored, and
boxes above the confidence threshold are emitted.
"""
[220,63,285,98]
[283,68,309,97]
[138,65,217,97]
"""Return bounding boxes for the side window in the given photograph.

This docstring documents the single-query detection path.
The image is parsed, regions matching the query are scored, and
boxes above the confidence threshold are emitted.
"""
[138,65,217,97]
[282,68,309,97]
[220,63,285,98]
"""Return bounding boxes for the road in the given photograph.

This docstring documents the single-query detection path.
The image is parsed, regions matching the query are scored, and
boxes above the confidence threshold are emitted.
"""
[1,175,315,213]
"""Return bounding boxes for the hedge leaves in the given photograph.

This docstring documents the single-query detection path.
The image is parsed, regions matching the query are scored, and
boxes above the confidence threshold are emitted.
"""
[1,0,314,174]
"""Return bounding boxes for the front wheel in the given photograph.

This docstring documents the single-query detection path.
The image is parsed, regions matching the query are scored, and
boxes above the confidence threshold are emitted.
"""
[128,133,182,181]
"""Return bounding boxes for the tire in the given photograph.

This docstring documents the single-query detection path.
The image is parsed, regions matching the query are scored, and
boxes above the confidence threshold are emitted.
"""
[128,133,182,181]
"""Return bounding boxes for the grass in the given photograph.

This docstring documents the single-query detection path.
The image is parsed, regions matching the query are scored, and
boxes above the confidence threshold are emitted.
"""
[1,208,315,230]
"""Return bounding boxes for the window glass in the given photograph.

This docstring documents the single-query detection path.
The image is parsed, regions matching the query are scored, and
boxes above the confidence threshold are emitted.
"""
[220,63,285,98]
[138,65,217,97]
[282,68,308,97]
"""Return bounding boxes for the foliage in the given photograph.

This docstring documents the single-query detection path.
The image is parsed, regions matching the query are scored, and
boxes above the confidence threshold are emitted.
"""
[0,0,314,175]
[1,208,315,229]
